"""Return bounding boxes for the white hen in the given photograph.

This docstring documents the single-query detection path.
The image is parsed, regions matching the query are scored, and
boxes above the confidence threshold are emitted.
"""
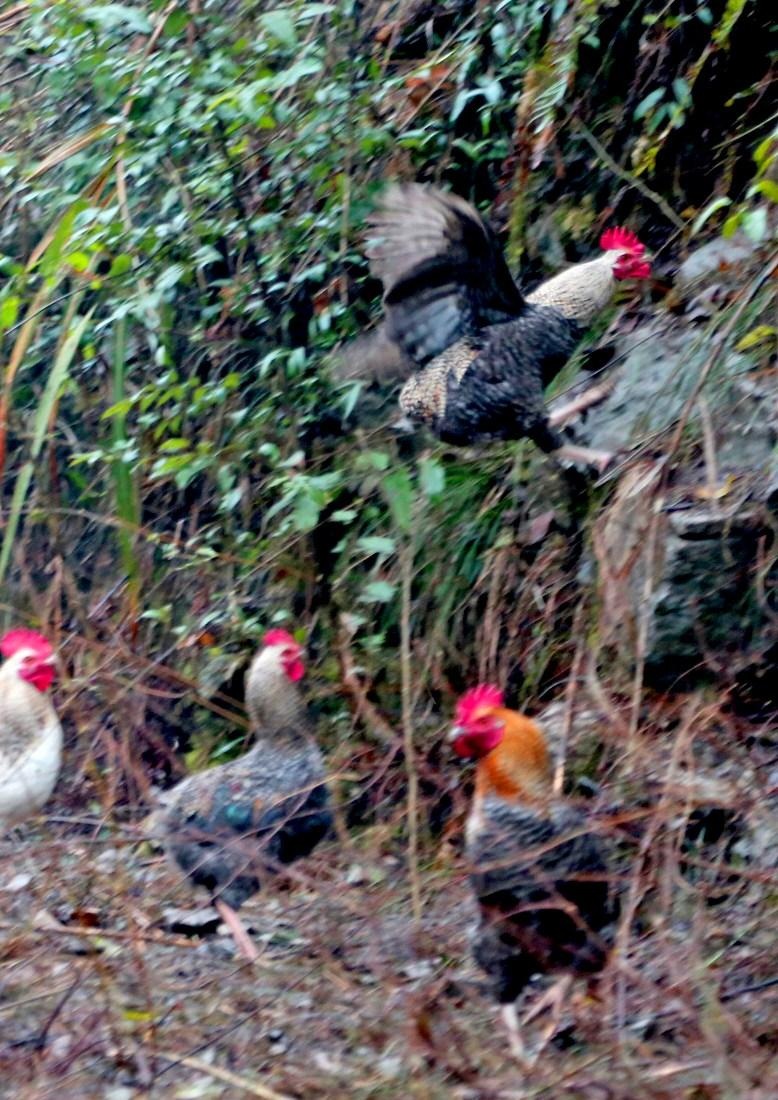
[0,628,62,826]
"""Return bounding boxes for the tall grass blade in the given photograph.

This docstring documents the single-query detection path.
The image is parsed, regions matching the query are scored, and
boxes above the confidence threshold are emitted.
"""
[0,309,94,585]
[110,315,140,612]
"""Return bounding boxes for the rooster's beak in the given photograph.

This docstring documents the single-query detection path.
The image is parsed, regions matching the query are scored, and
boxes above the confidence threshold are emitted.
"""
[447,725,464,742]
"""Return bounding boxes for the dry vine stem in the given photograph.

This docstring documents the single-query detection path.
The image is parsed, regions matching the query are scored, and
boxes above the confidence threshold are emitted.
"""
[400,539,422,931]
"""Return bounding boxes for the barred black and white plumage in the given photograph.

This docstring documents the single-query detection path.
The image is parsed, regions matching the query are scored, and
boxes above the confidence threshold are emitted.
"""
[365,184,650,465]
[469,797,616,1007]
[159,630,332,956]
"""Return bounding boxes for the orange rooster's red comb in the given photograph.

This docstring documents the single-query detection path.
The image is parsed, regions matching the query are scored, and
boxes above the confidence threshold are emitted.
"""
[599,226,645,255]
[0,628,52,659]
[456,683,504,726]
[263,628,299,649]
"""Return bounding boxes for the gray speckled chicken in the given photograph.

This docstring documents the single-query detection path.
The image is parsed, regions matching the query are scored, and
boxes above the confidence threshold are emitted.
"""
[160,629,332,959]
[368,185,651,468]
[449,685,618,1064]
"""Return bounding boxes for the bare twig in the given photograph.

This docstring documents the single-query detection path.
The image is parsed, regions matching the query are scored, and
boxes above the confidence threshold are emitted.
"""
[400,540,422,931]
[575,118,686,230]
[553,602,587,796]
[548,377,617,429]
[336,616,397,746]
[155,1051,293,1100]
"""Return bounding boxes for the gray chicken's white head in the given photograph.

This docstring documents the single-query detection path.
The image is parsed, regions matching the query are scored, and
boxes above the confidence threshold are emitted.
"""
[245,629,306,733]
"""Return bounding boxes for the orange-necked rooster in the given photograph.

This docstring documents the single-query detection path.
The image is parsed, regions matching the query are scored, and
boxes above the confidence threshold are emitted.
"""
[0,628,61,826]
[449,684,618,1064]
[158,629,333,960]
[368,184,650,469]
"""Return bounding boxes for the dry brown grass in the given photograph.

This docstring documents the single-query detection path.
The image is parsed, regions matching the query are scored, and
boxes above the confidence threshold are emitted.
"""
[1,677,776,1099]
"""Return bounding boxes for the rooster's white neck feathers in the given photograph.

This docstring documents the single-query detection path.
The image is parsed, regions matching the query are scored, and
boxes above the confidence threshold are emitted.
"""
[527,251,623,324]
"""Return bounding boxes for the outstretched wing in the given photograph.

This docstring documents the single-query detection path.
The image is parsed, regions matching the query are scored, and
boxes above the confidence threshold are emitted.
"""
[367,184,526,365]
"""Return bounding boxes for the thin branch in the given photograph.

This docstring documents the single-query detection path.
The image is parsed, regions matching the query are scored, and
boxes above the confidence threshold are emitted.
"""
[400,538,422,931]
[155,1051,293,1100]
[575,118,686,230]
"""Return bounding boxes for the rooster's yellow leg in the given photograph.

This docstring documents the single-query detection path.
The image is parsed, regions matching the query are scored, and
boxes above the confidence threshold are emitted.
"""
[214,898,258,962]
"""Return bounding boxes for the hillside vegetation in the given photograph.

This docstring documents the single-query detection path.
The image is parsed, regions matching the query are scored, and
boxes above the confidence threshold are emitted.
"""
[0,1,776,1096]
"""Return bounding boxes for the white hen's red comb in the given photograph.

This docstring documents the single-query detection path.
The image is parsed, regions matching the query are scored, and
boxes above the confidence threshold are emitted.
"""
[455,683,504,727]
[263,628,299,649]
[0,628,53,659]
[599,226,645,255]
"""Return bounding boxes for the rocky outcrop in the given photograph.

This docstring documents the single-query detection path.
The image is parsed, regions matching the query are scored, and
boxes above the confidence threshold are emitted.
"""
[569,238,777,693]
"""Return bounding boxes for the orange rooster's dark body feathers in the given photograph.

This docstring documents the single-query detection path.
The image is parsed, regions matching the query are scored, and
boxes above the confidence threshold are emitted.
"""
[450,686,618,1062]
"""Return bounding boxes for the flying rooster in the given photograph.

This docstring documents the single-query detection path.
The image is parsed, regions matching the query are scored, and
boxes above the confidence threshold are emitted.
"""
[0,628,62,826]
[158,629,333,960]
[449,684,618,1063]
[366,184,650,469]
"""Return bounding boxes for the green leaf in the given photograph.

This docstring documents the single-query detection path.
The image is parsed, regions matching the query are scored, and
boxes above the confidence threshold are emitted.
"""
[634,88,665,120]
[109,254,133,277]
[721,211,743,237]
[0,295,20,331]
[735,325,776,352]
[356,451,390,472]
[383,469,413,533]
[293,494,320,531]
[84,4,153,33]
[66,251,90,273]
[101,398,134,419]
[357,535,397,556]
[261,9,297,47]
[672,78,690,105]
[418,457,445,498]
[37,202,81,279]
[339,381,363,420]
[753,133,777,172]
[269,57,323,91]
[741,206,768,242]
[747,179,778,204]
[690,196,732,235]
[359,580,396,603]
[156,264,185,294]
[159,437,191,453]
[162,9,190,35]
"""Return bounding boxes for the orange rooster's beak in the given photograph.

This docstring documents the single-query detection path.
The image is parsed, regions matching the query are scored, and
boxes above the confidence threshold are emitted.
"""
[447,725,465,742]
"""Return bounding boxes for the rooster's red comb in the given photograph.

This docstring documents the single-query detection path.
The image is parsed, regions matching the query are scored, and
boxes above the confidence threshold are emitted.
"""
[455,683,504,726]
[263,628,299,649]
[599,226,645,255]
[0,628,53,659]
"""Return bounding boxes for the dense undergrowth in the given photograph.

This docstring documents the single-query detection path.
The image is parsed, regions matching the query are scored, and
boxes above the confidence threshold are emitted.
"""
[1,2,777,1096]
[1,0,774,798]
